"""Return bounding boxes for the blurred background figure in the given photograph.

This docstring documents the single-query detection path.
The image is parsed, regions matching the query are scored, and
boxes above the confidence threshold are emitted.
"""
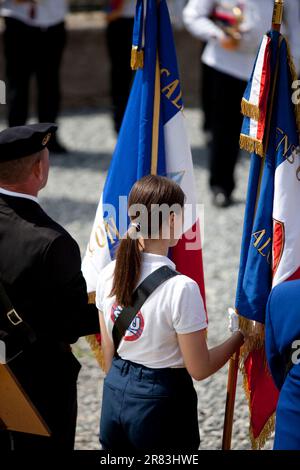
[0,0,68,153]
[183,0,300,208]
[105,0,187,134]
[199,44,213,137]
[168,0,186,29]
[105,0,135,134]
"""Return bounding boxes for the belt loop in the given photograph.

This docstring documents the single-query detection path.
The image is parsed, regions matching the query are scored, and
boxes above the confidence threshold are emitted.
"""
[121,360,126,375]
[137,367,143,380]
[121,360,130,376]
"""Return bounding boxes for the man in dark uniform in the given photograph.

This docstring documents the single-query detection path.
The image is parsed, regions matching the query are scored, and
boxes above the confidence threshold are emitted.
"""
[0,123,100,450]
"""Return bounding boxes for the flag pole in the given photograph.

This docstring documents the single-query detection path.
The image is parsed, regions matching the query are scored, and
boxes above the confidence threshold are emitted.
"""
[151,53,161,175]
[272,0,284,32]
[222,349,240,450]
[221,0,284,451]
[151,0,162,176]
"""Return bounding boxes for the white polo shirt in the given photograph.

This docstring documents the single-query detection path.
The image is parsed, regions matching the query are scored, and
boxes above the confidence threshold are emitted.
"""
[96,252,207,369]
[0,0,67,28]
[183,0,300,81]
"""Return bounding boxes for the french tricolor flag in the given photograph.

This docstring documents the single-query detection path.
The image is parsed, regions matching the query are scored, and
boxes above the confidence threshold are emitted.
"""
[82,0,206,358]
[240,34,271,158]
[236,29,300,448]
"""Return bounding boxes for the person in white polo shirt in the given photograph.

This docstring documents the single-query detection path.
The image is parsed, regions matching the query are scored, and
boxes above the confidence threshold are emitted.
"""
[0,0,68,153]
[183,0,300,207]
[96,174,244,451]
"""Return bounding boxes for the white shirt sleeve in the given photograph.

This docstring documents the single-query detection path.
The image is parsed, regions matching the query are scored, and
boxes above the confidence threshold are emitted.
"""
[237,1,272,55]
[183,0,226,42]
[95,274,105,313]
[172,278,208,334]
[95,261,115,313]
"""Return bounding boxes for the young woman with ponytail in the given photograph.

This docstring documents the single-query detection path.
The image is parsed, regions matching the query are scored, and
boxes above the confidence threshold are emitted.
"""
[96,175,244,452]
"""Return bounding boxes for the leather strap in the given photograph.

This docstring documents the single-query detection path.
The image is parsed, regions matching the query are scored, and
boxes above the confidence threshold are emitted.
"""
[0,278,36,362]
[112,265,179,355]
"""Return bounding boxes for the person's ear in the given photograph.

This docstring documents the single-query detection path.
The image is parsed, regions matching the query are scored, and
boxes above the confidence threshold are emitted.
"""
[32,157,43,182]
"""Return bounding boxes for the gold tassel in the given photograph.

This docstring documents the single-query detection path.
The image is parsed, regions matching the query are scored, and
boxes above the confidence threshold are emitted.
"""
[88,291,96,304]
[131,46,144,70]
[240,134,265,157]
[85,334,106,371]
[241,98,260,121]
[238,316,265,352]
[86,290,106,371]
[238,314,271,374]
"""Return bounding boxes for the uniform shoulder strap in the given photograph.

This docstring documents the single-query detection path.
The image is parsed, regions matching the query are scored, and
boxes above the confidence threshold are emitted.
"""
[112,265,179,354]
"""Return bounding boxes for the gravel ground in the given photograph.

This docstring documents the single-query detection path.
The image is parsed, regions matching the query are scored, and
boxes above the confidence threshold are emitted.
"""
[1,109,274,450]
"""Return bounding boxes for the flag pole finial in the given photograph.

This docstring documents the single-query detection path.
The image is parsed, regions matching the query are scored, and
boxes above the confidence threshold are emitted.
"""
[272,0,284,31]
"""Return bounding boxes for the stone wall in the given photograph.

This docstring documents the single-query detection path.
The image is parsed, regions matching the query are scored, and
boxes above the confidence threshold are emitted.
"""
[0,12,202,118]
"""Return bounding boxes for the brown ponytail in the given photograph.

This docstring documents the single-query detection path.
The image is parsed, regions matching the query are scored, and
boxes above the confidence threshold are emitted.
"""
[110,227,142,307]
[110,175,185,307]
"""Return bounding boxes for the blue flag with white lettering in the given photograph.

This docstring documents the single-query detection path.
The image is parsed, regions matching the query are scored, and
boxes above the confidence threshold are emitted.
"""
[83,0,206,309]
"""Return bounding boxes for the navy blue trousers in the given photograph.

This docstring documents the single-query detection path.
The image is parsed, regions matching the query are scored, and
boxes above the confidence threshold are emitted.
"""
[100,357,200,452]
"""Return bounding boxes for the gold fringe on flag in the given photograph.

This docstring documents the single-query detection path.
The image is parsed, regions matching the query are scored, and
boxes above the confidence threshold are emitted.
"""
[86,334,106,371]
[238,312,271,377]
[85,291,106,371]
[88,291,96,304]
[241,366,275,449]
[131,46,144,70]
[237,313,275,448]
[238,315,265,353]
[250,413,276,450]
[241,98,261,121]
[240,134,265,157]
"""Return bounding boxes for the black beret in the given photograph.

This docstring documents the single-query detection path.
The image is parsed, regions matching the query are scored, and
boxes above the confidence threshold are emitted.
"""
[0,123,58,162]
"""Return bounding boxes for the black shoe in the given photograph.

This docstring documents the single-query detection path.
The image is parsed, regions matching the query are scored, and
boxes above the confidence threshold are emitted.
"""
[48,136,68,154]
[212,189,233,208]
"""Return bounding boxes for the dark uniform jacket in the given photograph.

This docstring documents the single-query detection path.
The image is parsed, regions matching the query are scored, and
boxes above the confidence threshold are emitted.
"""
[0,193,100,449]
